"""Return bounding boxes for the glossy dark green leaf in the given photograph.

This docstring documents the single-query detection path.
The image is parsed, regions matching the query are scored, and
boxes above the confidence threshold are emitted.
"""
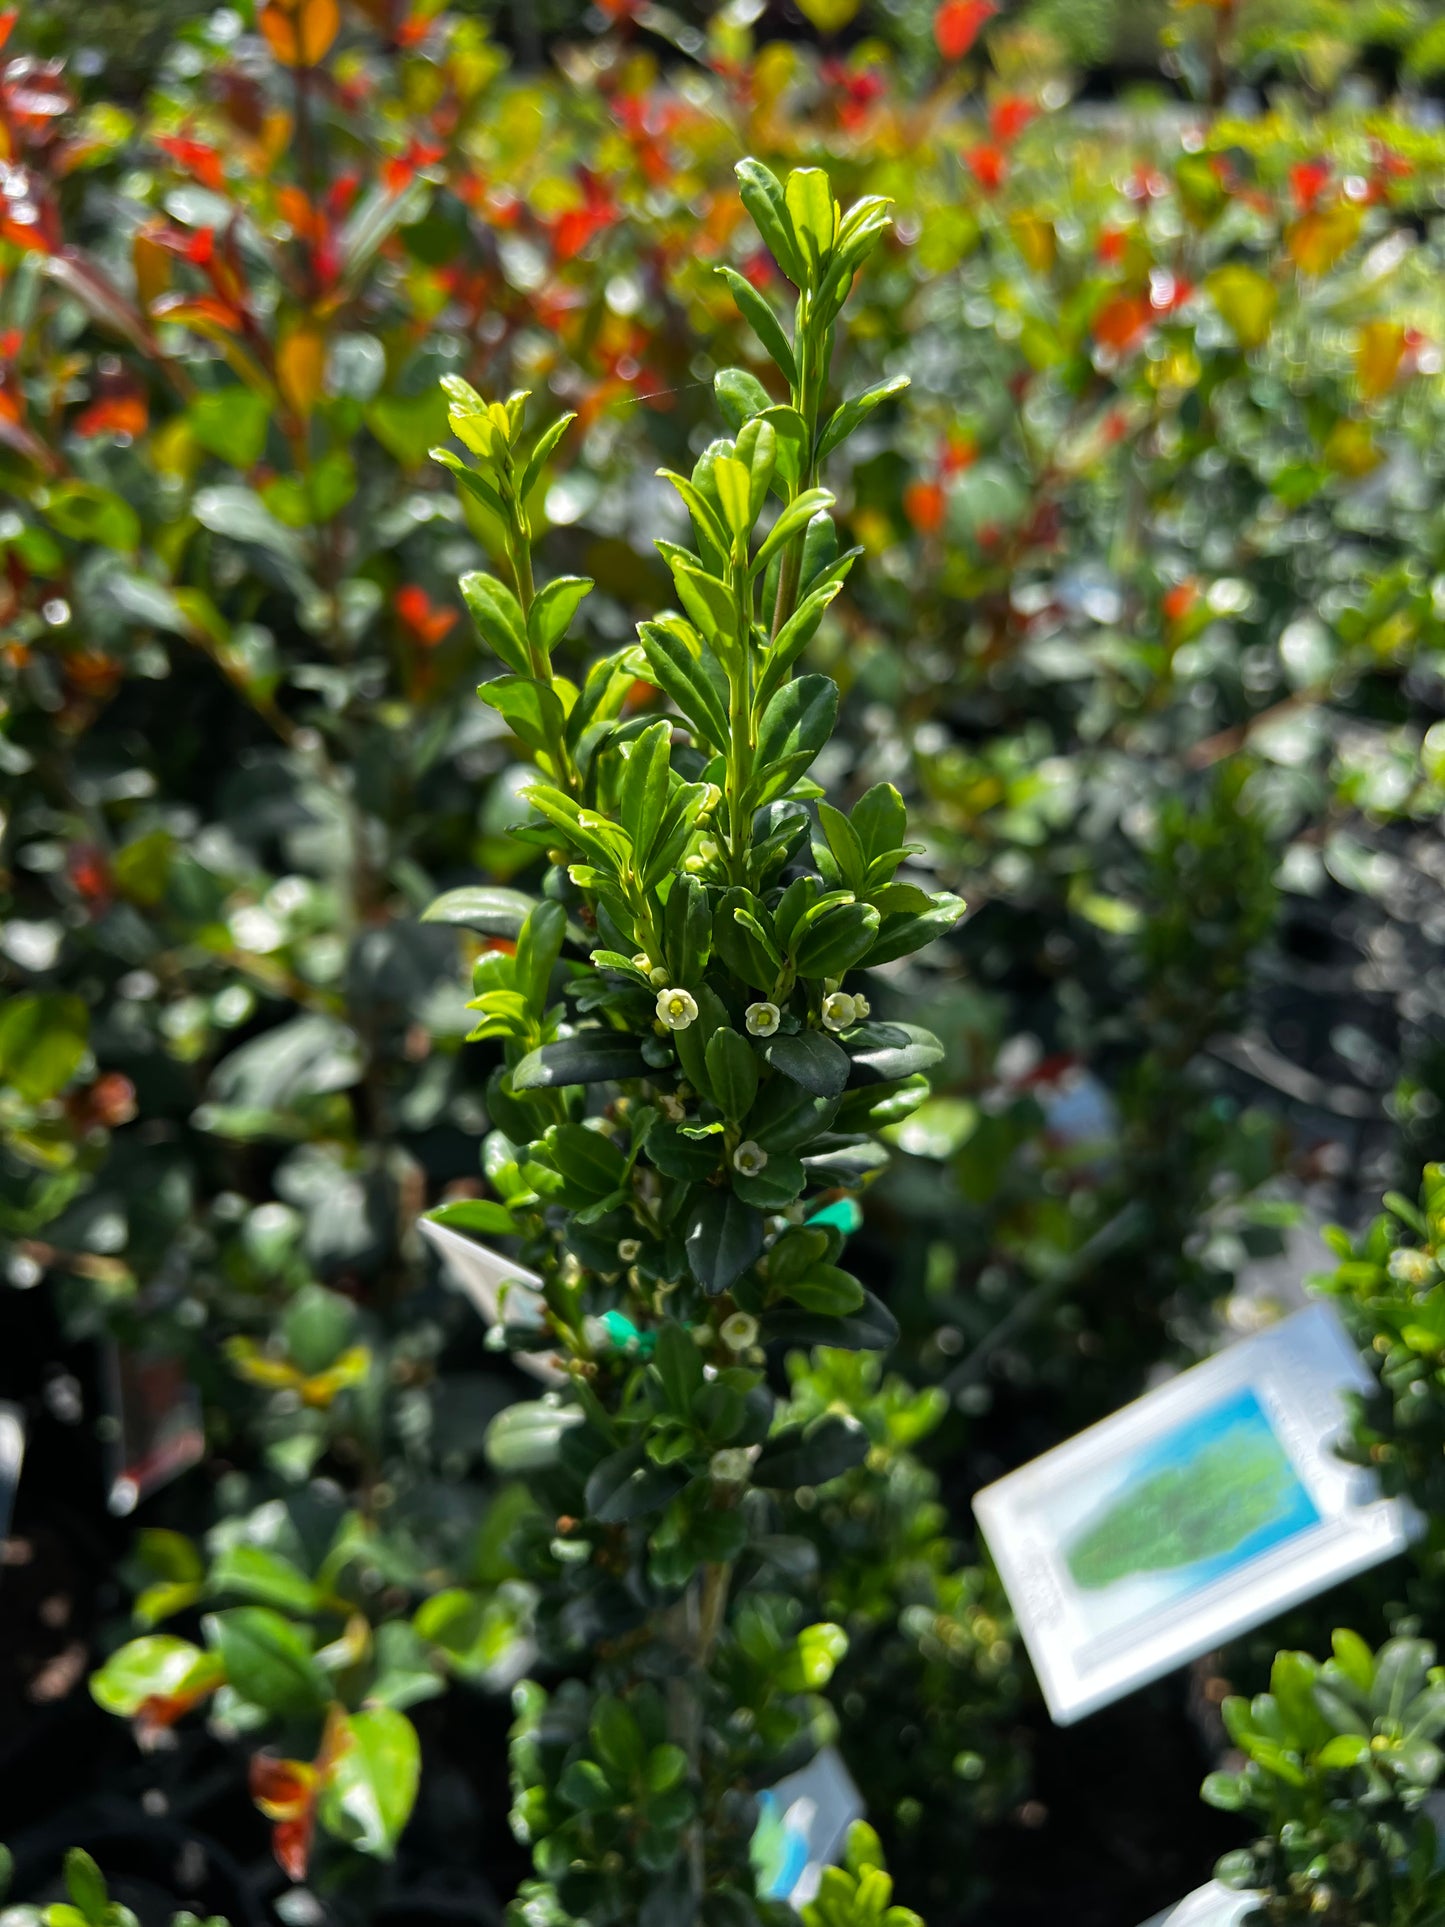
[513,1036,649,1090]
[586,1443,688,1523]
[684,1188,764,1296]
[766,1029,850,1098]
[845,1022,945,1084]
[705,1027,759,1121]
[754,1417,868,1489]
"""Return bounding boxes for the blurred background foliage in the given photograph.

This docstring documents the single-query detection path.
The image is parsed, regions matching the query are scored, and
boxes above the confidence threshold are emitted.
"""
[6,0,1445,1922]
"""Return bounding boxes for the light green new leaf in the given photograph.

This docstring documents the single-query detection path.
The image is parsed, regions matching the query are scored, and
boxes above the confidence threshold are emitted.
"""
[319,1707,421,1860]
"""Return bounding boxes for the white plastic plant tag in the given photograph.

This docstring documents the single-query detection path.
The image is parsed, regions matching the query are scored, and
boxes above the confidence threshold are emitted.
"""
[419,1217,566,1385]
[105,1346,205,1516]
[750,1745,865,1905]
[974,1302,1418,1725]
[0,1400,25,1546]
[1139,1881,1260,1927]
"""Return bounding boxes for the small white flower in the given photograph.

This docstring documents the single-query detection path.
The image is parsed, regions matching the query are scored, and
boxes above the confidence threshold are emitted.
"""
[649,967,669,988]
[852,992,871,1020]
[720,1312,758,1352]
[745,1001,780,1037]
[656,986,699,1030]
[1388,1247,1435,1287]
[732,1140,768,1178]
[657,1092,686,1122]
[709,1447,752,1485]
[821,991,857,1032]
[617,1238,641,1263]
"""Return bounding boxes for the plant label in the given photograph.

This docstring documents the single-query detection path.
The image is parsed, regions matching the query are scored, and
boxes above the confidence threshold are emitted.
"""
[1139,1882,1260,1927]
[750,1745,865,1905]
[419,1217,566,1385]
[106,1345,205,1516]
[0,1401,25,1547]
[974,1303,1418,1724]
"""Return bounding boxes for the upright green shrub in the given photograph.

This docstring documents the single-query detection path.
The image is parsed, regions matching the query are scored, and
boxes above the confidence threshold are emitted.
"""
[427,156,962,1920]
[1203,1634,1445,1927]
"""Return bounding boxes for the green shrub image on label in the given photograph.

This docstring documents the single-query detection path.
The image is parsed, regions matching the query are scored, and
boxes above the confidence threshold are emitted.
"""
[1064,1390,1319,1593]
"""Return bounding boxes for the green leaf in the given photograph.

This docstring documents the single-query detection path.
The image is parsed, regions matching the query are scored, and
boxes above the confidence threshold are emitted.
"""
[851,784,908,864]
[685,1188,764,1295]
[670,561,738,651]
[1315,1733,1369,1769]
[637,619,729,747]
[736,417,777,521]
[515,898,566,1015]
[513,1035,649,1090]
[590,1695,646,1778]
[206,1607,328,1717]
[816,373,910,464]
[793,901,880,977]
[735,158,804,287]
[62,1850,108,1924]
[750,674,838,808]
[529,574,593,655]
[715,266,797,389]
[1330,1626,1376,1694]
[0,993,88,1102]
[1201,1771,1249,1812]
[192,483,304,562]
[460,571,532,677]
[844,1023,945,1083]
[766,1029,850,1098]
[189,385,271,468]
[284,1283,356,1375]
[546,1121,627,1198]
[43,479,140,553]
[431,445,507,521]
[421,884,541,937]
[763,1288,898,1351]
[732,1150,806,1208]
[586,1442,688,1523]
[780,1263,864,1314]
[558,1759,616,1811]
[785,168,836,280]
[209,1544,320,1614]
[520,411,577,501]
[484,1399,586,1473]
[715,366,773,429]
[652,1322,705,1413]
[658,469,731,569]
[367,385,450,466]
[778,1619,848,1692]
[706,1028,759,1122]
[862,893,966,967]
[756,578,846,716]
[752,487,836,577]
[479,675,568,759]
[755,1418,868,1489]
[619,719,675,867]
[318,1707,421,1860]
[90,1635,214,1718]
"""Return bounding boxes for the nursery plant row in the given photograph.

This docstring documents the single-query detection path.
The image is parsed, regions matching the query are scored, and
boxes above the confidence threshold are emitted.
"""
[5,2,1445,1922]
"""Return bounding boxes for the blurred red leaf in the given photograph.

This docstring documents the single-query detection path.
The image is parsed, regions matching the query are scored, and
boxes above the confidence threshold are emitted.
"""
[933,0,994,61]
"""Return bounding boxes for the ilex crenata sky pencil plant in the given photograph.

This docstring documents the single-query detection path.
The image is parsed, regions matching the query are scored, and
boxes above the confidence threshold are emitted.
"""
[425,158,961,1921]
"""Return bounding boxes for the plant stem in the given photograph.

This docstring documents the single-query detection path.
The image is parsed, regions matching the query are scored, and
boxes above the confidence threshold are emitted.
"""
[507,521,580,794]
